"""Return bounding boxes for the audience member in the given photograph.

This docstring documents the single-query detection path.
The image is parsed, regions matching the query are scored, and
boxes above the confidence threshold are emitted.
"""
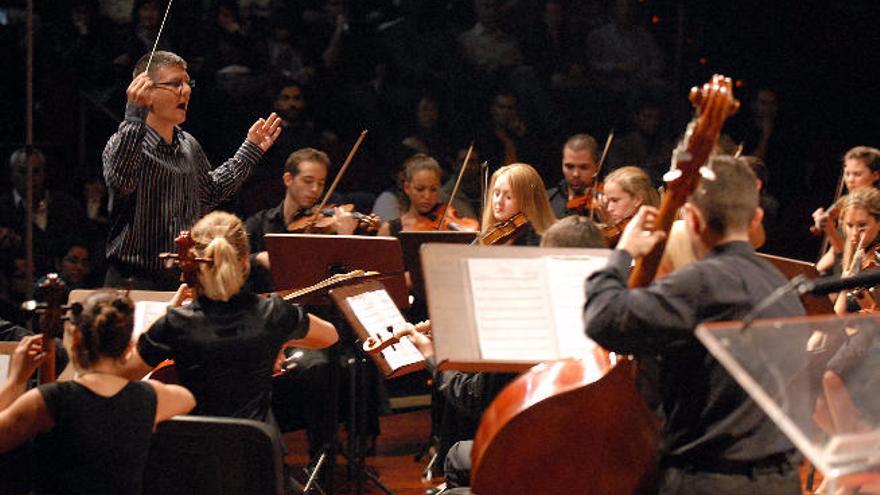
[0,148,89,276]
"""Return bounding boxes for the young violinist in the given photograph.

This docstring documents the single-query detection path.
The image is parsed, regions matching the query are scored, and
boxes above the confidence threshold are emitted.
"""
[584,157,805,494]
[377,154,478,236]
[826,187,880,315]
[0,292,195,495]
[246,147,360,278]
[478,162,557,246]
[121,211,338,427]
[813,146,880,272]
[599,165,660,246]
[546,134,600,219]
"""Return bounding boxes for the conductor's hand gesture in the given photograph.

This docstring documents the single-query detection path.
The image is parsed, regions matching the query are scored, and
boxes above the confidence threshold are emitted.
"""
[126,72,153,107]
[247,112,283,152]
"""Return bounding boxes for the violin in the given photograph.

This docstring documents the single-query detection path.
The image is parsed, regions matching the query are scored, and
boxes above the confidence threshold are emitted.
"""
[598,216,631,248]
[566,130,613,219]
[565,183,603,217]
[362,320,432,354]
[410,204,479,232]
[287,203,380,235]
[473,212,528,246]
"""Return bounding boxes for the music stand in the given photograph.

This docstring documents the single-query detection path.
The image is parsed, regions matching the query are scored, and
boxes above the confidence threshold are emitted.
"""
[697,313,880,494]
[397,231,476,307]
[757,253,834,315]
[264,234,408,308]
[264,234,407,495]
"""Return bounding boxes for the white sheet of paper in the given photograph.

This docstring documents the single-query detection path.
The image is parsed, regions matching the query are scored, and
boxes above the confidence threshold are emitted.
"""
[467,258,559,361]
[466,254,609,366]
[545,255,607,375]
[346,289,424,370]
[134,301,170,340]
[0,354,10,387]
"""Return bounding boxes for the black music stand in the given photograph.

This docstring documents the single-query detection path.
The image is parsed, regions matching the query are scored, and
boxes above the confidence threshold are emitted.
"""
[265,234,408,308]
[264,234,407,495]
[397,231,476,310]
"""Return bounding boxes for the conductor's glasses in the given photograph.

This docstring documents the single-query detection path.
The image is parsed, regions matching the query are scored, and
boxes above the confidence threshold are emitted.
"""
[154,79,195,95]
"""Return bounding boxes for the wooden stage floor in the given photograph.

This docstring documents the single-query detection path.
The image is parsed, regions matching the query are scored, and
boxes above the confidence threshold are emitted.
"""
[284,408,440,495]
[283,408,828,495]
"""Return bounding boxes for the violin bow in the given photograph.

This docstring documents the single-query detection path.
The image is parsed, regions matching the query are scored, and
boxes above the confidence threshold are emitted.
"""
[481,160,490,221]
[589,130,615,221]
[436,143,474,231]
[819,163,847,258]
[305,130,368,231]
[143,0,174,73]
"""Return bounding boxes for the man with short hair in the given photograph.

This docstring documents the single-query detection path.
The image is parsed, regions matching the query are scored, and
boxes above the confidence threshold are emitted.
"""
[102,50,282,289]
[245,147,357,275]
[546,134,599,218]
[1,148,88,276]
[584,156,804,494]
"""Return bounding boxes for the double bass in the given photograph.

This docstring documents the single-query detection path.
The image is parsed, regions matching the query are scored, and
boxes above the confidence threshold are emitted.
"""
[471,75,739,495]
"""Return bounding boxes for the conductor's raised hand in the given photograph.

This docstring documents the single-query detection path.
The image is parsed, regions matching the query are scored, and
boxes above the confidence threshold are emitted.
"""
[126,72,154,108]
[617,206,666,259]
[247,112,283,152]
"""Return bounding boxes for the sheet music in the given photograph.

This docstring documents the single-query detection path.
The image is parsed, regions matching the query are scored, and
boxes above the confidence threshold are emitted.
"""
[467,258,560,361]
[465,254,609,365]
[346,289,424,370]
[545,255,607,375]
[134,301,170,339]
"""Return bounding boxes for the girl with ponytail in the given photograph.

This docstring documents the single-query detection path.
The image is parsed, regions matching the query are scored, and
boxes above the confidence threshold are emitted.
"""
[0,291,195,494]
[122,211,338,426]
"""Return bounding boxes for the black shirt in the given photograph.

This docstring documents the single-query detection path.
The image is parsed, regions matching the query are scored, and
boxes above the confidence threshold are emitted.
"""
[138,292,308,421]
[35,381,157,495]
[584,241,805,463]
[546,180,570,220]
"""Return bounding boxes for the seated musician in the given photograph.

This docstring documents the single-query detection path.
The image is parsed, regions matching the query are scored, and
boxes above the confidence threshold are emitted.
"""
[406,215,606,494]
[478,163,557,246]
[826,188,880,315]
[814,146,880,274]
[546,133,600,219]
[0,292,195,495]
[246,147,359,280]
[243,147,362,459]
[600,165,660,247]
[121,211,337,434]
[377,153,478,237]
[585,157,805,494]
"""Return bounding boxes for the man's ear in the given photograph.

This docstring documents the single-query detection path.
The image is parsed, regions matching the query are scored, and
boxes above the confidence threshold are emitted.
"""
[751,206,765,231]
[685,203,703,237]
[282,172,293,187]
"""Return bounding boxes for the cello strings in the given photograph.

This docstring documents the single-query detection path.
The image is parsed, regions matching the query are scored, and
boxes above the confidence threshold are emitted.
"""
[144,0,175,74]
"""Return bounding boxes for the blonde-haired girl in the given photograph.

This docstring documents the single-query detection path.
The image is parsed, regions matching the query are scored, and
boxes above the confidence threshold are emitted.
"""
[123,211,337,423]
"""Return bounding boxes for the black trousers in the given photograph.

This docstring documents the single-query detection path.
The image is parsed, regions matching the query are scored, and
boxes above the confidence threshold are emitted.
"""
[658,465,801,495]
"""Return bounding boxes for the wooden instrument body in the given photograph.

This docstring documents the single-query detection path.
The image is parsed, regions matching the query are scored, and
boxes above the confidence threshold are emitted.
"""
[472,356,659,495]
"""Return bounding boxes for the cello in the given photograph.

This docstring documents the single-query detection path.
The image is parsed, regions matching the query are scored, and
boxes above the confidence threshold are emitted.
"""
[471,75,739,495]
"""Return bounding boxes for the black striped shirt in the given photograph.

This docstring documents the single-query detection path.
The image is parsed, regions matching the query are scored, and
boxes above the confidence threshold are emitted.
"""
[102,103,262,276]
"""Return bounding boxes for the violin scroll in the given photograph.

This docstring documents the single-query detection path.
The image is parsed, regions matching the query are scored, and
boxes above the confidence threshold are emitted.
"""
[158,231,212,290]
